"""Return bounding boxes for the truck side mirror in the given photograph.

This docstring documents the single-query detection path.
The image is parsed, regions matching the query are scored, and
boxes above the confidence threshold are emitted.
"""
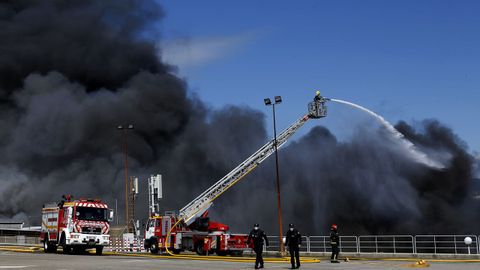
[108,209,114,222]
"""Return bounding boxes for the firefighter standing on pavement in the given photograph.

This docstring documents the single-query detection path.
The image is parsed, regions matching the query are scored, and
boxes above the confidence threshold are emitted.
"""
[330,224,340,263]
[247,223,269,269]
[285,223,301,269]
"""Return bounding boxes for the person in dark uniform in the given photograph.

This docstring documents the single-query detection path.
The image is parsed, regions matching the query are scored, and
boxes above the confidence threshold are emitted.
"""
[330,224,340,263]
[314,90,322,101]
[248,223,269,269]
[285,223,301,269]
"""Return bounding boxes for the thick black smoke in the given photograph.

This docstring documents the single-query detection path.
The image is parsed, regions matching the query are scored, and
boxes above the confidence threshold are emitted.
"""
[0,0,266,224]
[211,119,480,235]
[1,0,478,236]
[0,0,166,97]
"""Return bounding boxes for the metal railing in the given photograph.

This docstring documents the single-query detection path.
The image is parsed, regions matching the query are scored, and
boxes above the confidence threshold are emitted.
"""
[415,235,479,255]
[0,235,41,245]
[1,233,479,255]
[358,235,414,253]
[265,234,480,255]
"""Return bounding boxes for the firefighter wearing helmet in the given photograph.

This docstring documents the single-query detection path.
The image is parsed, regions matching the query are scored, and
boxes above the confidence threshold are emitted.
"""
[314,90,322,101]
[247,224,269,269]
[330,224,340,263]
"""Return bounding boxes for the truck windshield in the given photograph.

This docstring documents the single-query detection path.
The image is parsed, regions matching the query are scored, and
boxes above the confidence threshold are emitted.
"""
[76,207,107,221]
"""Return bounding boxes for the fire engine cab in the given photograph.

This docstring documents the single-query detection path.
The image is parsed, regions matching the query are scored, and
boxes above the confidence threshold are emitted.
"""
[40,195,113,255]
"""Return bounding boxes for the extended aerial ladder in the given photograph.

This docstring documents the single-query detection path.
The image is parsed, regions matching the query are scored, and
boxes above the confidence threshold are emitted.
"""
[179,96,328,225]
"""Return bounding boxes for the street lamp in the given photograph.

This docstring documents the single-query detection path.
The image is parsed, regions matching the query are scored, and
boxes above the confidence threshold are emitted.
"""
[264,96,285,254]
[117,124,134,233]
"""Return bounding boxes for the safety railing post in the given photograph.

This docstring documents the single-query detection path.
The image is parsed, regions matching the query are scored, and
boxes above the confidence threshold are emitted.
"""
[412,235,416,254]
[323,237,326,253]
[433,235,437,254]
[393,236,396,254]
[477,235,479,254]
[454,236,457,254]
[339,236,342,253]
[307,236,311,253]
[355,236,359,254]
[375,236,378,253]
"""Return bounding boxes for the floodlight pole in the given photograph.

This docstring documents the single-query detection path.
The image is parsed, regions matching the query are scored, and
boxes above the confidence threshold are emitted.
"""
[264,97,285,255]
[118,124,134,233]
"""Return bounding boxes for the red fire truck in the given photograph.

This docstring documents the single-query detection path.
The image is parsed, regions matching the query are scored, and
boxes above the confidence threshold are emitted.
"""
[144,211,247,255]
[143,96,328,255]
[40,195,113,255]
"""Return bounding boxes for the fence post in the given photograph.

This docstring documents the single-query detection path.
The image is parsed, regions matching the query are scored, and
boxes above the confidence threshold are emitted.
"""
[323,237,326,253]
[339,236,342,253]
[454,236,457,254]
[433,236,437,254]
[306,236,310,253]
[375,236,378,253]
[356,236,359,254]
[392,235,397,254]
[413,235,416,254]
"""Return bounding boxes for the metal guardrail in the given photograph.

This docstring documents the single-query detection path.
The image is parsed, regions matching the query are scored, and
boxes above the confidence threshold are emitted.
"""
[415,235,479,255]
[265,235,480,255]
[0,235,41,245]
[358,235,414,253]
[1,234,479,255]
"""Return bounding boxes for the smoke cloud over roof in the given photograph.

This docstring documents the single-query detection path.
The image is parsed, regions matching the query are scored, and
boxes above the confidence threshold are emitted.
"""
[1,0,478,235]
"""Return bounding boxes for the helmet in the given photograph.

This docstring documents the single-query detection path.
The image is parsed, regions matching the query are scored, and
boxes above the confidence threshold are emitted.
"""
[331,224,337,230]
[289,223,294,228]
[316,90,321,96]
[254,223,259,227]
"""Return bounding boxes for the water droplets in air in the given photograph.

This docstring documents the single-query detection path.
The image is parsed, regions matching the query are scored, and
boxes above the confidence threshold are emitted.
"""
[329,98,444,169]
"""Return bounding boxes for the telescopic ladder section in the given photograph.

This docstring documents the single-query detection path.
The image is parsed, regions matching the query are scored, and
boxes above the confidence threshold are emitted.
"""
[179,98,328,225]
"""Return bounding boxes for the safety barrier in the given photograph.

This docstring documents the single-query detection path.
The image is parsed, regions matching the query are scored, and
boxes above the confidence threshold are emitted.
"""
[1,234,478,255]
[266,235,480,255]
[358,235,414,253]
[0,235,40,245]
[107,237,145,253]
[415,235,479,255]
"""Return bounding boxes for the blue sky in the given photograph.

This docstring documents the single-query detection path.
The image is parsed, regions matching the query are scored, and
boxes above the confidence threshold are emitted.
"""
[157,0,479,153]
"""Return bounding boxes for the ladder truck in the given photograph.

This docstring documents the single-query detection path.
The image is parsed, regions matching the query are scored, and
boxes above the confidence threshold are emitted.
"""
[144,96,328,255]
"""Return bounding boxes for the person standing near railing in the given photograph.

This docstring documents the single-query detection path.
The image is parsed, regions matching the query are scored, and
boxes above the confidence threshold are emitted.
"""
[330,224,340,263]
[248,223,269,269]
[285,223,302,269]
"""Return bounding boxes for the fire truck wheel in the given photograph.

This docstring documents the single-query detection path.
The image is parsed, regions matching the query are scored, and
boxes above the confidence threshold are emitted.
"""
[60,234,71,254]
[195,243,206,256]
[150,242,159,254]
[96,246,103,255]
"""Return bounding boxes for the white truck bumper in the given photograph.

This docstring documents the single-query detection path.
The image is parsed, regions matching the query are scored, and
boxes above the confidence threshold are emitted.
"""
[67,233,110,246]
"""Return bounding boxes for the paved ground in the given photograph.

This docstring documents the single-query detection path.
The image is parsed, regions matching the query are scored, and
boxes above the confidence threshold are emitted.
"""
[1,250,480,270]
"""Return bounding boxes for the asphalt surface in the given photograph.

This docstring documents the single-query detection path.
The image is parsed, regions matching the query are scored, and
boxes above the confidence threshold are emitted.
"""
[1,250,480,270]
